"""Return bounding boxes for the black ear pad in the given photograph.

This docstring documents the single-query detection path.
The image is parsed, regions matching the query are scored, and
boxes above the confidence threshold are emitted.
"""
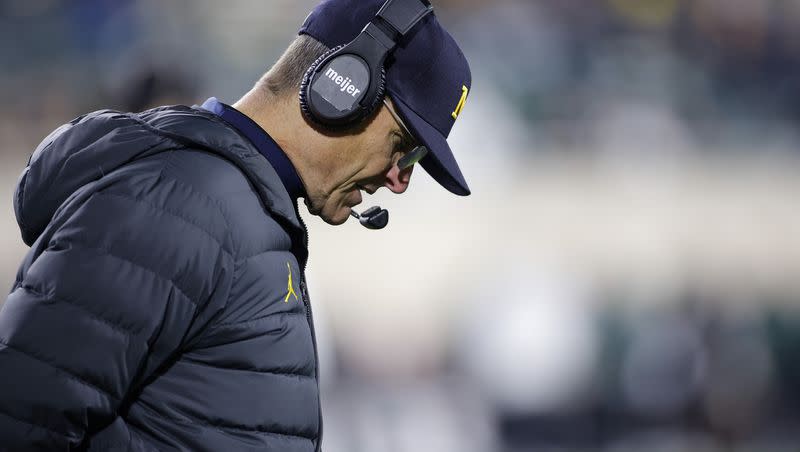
[369,65,387,120]
[299,45,387,130]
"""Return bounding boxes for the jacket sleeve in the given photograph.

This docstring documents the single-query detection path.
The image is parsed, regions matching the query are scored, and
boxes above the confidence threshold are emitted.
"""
[0,176,234,449]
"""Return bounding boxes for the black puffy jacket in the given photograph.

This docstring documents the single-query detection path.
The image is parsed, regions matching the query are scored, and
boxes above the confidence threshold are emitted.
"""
[0,105,322,451]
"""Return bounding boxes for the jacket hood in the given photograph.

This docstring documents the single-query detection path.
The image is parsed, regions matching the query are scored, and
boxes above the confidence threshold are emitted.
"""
[14,105,302,247]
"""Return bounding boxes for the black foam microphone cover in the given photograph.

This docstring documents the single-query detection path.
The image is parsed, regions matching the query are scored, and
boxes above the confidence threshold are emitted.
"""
[358,206,389,229]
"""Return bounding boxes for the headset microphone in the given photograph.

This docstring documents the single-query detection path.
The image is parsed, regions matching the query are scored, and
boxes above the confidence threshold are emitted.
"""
[350,206,389,230]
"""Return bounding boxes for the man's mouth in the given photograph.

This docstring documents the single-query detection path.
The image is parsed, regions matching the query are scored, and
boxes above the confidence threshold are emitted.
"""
[356,184,376,195]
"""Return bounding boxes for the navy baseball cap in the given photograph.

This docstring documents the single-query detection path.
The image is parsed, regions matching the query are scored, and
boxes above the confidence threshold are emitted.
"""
[300,0,472,196]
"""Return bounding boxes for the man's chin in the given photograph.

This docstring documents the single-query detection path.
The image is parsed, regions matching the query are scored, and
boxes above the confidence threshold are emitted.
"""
[320,214,349,226]
[310,203,350,226]
[304,196,352,226]
[317,212,350,226]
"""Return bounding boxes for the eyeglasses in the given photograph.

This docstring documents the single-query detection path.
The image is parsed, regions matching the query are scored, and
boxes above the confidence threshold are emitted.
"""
[383,98,429,170]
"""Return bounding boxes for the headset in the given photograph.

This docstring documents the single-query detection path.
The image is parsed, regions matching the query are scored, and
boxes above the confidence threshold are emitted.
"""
[299,0,433,129]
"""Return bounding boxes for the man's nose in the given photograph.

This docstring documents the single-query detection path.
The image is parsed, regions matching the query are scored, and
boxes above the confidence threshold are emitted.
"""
[383,164,414,194]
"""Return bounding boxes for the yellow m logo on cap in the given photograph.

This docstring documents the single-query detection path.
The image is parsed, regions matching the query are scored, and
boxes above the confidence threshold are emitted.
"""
[451,85,469,120]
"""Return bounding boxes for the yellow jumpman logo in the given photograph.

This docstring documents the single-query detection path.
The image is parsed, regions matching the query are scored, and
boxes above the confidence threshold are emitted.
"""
[284,263,299,303]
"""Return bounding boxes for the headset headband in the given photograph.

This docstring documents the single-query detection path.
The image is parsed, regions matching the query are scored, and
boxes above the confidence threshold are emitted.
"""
[375,0,432,39]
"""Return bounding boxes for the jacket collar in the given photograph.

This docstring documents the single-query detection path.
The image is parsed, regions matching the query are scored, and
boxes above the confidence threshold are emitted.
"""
[200,97,307,201]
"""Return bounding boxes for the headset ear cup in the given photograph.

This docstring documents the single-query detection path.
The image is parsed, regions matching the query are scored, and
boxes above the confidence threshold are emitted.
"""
[299,45,388,128]
[299,45,344,126]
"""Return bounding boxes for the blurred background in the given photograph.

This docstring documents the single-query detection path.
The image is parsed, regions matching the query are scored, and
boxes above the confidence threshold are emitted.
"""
[2,0,800,450]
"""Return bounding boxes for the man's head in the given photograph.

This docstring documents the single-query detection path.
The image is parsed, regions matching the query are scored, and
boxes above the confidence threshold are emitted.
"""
[236,0,471,226]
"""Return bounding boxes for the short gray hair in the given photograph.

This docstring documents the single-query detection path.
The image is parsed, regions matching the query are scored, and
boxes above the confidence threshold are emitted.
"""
[256,34,330,98]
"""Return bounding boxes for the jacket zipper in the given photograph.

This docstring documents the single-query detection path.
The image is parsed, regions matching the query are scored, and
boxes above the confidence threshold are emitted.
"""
[296,212,323,452]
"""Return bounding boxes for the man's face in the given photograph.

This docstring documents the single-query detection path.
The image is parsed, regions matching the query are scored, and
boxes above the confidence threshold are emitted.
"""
[305,98,418,225]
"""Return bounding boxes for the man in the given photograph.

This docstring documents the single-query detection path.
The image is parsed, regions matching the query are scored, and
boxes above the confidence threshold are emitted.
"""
[0,0,470,450]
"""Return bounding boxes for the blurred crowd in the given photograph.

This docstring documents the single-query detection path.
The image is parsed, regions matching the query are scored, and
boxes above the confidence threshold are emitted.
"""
[450,0,800,150]
[2,1,800,451]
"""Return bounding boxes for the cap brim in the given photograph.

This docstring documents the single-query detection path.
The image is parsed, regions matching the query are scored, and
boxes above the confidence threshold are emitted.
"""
[389,92,471,196]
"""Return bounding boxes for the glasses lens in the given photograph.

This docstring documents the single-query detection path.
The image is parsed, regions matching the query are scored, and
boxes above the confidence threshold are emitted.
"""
[398,146,428,170]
